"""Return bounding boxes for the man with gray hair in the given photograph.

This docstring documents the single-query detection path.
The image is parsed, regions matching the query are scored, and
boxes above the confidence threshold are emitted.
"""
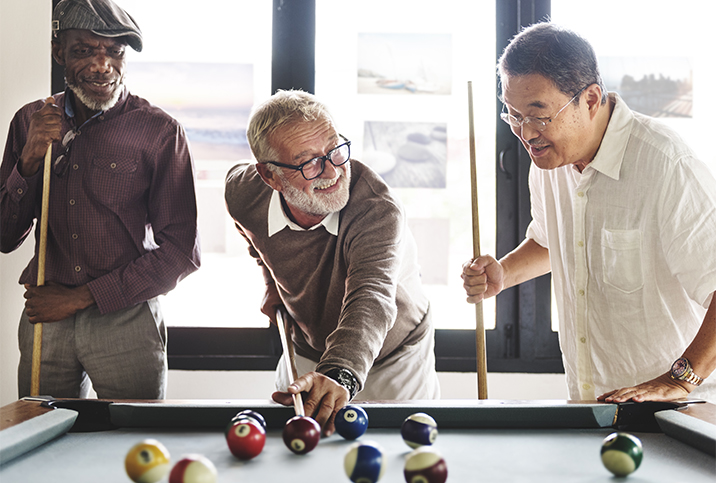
[0,0,200,399]
[225,89,440,436]
[462,22,716,403]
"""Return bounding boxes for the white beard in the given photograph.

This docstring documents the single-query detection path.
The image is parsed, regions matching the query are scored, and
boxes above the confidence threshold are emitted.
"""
[278,163,351,217]
[66,78,123,112]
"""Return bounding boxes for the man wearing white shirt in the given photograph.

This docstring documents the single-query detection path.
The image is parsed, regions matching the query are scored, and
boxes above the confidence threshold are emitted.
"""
[462,22,716,403]
[225,90,439,437]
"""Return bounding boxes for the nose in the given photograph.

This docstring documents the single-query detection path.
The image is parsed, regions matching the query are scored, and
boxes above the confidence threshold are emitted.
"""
[518,123,541,144]
[90,51,112,73]
[320,157,339,178]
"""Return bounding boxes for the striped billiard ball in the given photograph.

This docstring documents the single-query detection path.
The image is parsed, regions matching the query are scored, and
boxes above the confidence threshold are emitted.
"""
[401,413,438,449]
[404,447,448,483]
[600,432,643,477]
[344,441,386,483]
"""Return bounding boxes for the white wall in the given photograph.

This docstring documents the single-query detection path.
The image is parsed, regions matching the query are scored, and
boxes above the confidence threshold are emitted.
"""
[0,1,567,407]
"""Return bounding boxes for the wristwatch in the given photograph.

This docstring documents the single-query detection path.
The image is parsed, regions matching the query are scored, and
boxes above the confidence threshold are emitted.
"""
[324,368,358,400]
[670,357,704,386]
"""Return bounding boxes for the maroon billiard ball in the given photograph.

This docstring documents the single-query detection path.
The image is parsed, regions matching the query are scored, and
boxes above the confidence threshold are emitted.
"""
[226,419,266,460]
[168,454,217,483]
[404,447,448,483]
[282,415,321,454]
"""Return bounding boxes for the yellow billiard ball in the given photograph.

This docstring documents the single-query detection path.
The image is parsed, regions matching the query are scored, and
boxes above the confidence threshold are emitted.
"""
[125,439,171,483]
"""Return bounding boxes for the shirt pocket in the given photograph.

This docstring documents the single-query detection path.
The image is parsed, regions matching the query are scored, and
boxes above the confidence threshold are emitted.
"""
[601,229,644,294]
[87,156,140,206]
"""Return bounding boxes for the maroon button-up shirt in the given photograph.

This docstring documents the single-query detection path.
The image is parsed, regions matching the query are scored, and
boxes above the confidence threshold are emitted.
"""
[1,88,200,314]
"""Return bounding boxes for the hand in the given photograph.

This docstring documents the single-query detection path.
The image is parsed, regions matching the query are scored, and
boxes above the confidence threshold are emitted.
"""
[23,282,96,323]
[461,255,505,304]
[597,373,691,403]
[19,97,62,177]
[271,371,351,437]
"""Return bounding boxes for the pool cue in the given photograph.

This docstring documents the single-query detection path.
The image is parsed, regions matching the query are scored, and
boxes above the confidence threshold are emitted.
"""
[468,81,488,400]
[30,143,53,396]
[276,306,306,417]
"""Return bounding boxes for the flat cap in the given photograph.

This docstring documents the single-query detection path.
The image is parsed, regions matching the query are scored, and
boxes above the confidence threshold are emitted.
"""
[52,0,143,52]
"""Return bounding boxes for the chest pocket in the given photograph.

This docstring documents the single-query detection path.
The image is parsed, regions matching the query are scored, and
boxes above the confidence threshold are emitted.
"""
[87,156,140,206]
[601,229,644,294]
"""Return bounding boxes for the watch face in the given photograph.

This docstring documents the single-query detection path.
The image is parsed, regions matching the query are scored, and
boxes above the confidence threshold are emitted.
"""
[671,358,688,378]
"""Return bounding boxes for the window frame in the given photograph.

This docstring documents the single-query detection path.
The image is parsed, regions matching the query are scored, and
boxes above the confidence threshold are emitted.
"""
[50,0,562,374]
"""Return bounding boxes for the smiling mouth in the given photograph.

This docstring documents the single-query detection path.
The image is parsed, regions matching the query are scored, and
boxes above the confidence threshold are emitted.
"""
[313,176,340,191]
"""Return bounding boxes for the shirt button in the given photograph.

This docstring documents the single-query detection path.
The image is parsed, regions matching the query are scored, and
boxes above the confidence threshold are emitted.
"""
[578,289,585,296]
[69,199,75,205]
[72,234,78,240]
[580,337,586,343]
[110,163,117,169]
[582,383,591,390]
[99,115,105,121]
[73,164,79,170]
[577,191,585,197]
[17,188,23,195]
[74,266,81,272]
[577,241,584,247]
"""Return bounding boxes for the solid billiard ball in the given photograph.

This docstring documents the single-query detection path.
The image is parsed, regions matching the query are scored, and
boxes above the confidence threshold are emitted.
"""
[600,432,644,477]
[335,405,369,440]
[401,413,438,449]
[169,455,217,483]
[404,447,448,483]
[344,441,386,483]
[124,439,171,483]
[226,419,266,460]
[232,409,267,430]
[282,415,321,454]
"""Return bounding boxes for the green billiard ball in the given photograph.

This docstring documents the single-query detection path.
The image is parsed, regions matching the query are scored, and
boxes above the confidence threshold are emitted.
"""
[600,432,644,477]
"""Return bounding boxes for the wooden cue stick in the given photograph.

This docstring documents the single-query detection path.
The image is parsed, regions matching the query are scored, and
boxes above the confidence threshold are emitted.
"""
[468,81,488,400]
[31,143,53,397]
[276,307,305,416]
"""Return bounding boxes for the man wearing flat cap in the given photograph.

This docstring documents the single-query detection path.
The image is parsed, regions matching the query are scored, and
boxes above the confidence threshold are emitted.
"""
[0,0,200,399]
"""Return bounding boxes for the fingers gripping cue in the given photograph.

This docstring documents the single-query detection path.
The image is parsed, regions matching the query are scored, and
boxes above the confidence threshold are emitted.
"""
[276,307,305,416]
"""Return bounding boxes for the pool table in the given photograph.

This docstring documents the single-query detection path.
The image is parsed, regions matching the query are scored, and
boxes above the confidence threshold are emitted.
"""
[1,398,714,482]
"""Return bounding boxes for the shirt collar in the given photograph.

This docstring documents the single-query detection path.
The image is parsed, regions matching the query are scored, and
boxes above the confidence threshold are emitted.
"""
[267,189,340,237]
[585,92,633,181]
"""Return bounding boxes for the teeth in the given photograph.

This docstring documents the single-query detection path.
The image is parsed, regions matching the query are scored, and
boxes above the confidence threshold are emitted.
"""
[314,178,338,190]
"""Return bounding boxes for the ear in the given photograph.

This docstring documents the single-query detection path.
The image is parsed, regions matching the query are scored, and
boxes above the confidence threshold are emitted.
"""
[584,84,603,120]
[255,162,284,192]
[51,40,65,66]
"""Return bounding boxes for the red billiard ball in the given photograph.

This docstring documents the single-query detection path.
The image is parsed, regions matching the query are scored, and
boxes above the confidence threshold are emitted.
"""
[282,415,321,454]
[168,455,217,483]
[404,447,448,483]
[226,419,266,460]
[401,413,438,449]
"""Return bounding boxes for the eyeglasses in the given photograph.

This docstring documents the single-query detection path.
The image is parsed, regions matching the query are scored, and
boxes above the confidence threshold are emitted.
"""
[265,136,351,181]
[500,86,587,133]
[53,129,80,177]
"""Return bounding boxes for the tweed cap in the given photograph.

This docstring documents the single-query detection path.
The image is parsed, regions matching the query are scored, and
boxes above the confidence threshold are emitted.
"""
[52,0,143,52]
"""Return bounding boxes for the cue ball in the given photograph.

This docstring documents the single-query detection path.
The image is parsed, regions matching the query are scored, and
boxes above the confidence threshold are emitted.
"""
[124,439,171,483]
[169,455,217,483]
[600,432,644,477]
[335,405,369,440]
[232,409,267,430]
[283,415,321,454]
[226,418,266,460]
[404,447,448,483]
[344,441,386,483]
[401,413,438,449]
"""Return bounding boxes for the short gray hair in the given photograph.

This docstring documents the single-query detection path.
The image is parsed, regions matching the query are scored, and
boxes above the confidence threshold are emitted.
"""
[247,90,333,163]
[498,22,607,105]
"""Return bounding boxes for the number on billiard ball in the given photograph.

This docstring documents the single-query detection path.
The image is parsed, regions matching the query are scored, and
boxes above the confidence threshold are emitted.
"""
[124,439,171,483]
[335,404,369,440]
[282,415,321,454]
[344,441,386,483]
[169,454,217,483]
[600,432,643,477]
[404,447,448,483]
[226,419,266,460]
[401,413,438,449]
[232,409,267,431]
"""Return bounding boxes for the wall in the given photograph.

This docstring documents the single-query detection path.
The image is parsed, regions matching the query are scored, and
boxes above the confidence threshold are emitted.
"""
[0,0,567,407]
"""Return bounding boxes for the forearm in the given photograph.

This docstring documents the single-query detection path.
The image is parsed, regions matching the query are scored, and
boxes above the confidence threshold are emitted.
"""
[499,238,551,290]
[681,292,716,382]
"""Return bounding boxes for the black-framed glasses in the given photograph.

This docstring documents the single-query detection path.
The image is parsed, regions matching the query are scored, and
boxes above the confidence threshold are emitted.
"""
[500,86,588,133]
[265,135,351,180]
[53,129,79,177]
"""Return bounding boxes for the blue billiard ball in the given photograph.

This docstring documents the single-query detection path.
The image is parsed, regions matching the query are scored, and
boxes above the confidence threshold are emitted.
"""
[600,432,643,477]
[344,441,385,483]
[335,405,369,440]
[401,413,438,449]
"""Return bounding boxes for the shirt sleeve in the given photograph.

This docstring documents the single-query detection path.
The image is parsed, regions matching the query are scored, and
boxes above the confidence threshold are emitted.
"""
[525,163,549,248]
[87,121,201,313]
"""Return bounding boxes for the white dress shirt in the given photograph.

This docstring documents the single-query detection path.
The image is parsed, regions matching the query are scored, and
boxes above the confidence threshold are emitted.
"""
[526,93,716,401]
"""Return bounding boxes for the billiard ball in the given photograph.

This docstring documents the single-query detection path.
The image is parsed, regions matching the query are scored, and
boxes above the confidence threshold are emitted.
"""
[404,447,448,483]
[226,418,266,460]
[401,413,438,449]
[169,455,217,483]
[232,409,267,430]
[600,432,644,477]
[344,441,386,483]
[335,405,369,440]
[282,415,321,454]
[124,439,171,483]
